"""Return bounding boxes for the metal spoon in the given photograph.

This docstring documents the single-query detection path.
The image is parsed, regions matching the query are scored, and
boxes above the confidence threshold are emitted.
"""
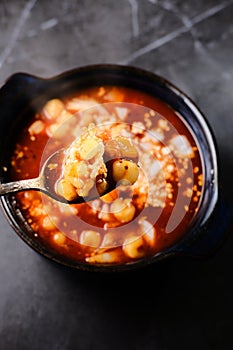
[0,149,139,204]
[0,149,73,203]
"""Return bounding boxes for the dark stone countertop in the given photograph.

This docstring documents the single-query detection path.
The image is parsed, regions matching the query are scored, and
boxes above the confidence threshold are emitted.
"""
[0,1,233,349]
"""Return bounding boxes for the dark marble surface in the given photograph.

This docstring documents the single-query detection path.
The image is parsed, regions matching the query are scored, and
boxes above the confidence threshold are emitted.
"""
[1,1,233,349]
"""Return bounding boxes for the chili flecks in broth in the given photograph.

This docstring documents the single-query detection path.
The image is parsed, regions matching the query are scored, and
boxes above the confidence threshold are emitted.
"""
[10,86,203,265]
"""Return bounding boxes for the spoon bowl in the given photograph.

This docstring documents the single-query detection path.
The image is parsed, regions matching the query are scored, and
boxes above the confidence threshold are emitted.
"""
[0,148,139,204]
[0,149,74,203]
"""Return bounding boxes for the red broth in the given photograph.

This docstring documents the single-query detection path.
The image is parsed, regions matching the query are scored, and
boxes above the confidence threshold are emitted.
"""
[9,86,203,265]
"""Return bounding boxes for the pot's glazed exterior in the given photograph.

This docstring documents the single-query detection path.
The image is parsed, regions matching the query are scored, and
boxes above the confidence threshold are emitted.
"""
[0,65,228,272]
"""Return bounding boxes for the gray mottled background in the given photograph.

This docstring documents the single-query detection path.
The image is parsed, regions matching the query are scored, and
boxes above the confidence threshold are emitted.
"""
[0,1,233,349]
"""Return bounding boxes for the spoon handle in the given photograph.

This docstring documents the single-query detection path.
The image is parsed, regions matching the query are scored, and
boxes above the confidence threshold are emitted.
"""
[0,177,41,196]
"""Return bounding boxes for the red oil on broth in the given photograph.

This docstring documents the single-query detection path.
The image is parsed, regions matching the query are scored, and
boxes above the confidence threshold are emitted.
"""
[9,85,204,265]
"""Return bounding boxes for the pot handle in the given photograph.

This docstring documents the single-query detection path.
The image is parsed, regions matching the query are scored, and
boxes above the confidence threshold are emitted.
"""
[0,72,48,104]
[173,197,233,257]
[0,73,50,143]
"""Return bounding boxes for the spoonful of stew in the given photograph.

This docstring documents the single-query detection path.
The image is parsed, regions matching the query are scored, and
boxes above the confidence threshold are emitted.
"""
[0,132,139,204]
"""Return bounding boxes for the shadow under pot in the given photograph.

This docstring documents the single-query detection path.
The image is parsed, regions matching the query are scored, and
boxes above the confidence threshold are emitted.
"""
[0,64,224,272]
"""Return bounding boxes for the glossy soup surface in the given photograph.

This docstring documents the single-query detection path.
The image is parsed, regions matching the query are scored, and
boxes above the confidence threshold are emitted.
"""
[10,85,203,265]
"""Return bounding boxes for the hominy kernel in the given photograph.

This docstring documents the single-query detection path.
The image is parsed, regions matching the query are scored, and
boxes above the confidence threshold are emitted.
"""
[80,230,101,248]
[53,232,66,245]
[79,139,101,160]
[58,110,73,124]
[123,236,146,259]
[86,251,120,263]
[56,179,77,201]
[112,159,139,186]
[111,198,136,223]
[43,99,64,120]
[138,219,156,246]
[98,204,111,221]
[28,120,45,135]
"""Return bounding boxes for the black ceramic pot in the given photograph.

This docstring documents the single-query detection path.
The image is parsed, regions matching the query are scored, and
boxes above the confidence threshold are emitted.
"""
[0,64,231,272]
